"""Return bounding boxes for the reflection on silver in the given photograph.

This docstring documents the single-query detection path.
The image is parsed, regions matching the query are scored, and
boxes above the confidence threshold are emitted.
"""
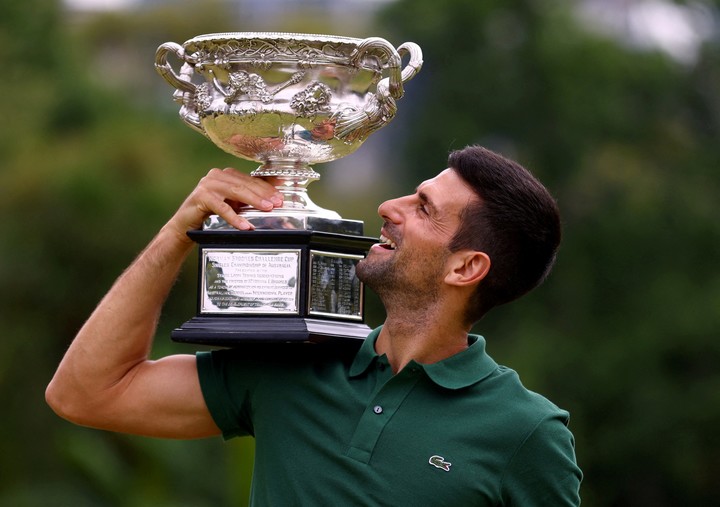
[156,32,422,229]
[202,214,364,235]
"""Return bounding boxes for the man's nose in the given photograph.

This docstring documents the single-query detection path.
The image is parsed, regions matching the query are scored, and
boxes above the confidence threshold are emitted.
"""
[378,196,405,223]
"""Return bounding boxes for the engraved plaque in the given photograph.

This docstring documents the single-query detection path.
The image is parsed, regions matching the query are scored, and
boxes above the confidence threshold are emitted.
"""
[308,250,364,320]
[201,249,301,314]
[172,230,376,345]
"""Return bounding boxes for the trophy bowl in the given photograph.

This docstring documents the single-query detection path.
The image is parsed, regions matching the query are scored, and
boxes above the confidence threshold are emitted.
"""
[155,32,422,226]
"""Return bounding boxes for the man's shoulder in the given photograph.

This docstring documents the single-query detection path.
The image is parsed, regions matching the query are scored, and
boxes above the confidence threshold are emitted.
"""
[467,363,570,428]
[197,342,359,384]
[201,341,360,364]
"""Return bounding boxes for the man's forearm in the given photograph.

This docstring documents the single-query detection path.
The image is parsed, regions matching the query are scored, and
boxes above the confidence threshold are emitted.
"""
[46,168,283,432]
[46,224,194,421]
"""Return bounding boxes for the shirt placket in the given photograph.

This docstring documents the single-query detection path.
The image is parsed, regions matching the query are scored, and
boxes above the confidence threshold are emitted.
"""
[346,364,422,464]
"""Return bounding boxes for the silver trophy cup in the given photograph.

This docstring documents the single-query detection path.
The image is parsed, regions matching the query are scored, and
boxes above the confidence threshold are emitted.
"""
[155,33,422,346]
[156,32,422,230]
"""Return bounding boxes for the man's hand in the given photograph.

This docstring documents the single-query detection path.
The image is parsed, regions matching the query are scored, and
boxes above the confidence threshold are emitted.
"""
[166,168,284,240]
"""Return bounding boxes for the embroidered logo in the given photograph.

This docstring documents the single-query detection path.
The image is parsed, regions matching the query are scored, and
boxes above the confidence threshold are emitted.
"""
[428,455,452,472]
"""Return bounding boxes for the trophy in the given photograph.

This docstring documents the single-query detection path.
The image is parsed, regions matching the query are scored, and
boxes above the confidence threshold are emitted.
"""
[155,32,422,346]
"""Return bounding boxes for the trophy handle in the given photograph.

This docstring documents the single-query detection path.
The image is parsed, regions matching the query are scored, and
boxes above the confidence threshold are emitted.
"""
[155,42,205,135]
[335,38,423,141]
[397,42,423,86]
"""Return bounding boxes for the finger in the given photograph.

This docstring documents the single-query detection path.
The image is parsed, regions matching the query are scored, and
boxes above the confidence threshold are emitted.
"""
[210,168,284,210]
[199,169,279,228]
[180,184,253,231]
[173,168,284,233]
[213,199,254,231]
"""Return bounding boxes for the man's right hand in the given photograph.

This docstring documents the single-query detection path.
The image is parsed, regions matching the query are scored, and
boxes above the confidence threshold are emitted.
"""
[166,167,284,240]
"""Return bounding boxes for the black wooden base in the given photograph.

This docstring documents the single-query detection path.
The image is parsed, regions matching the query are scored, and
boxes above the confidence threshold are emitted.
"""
[171,227,377,348]
[171,315,372,347]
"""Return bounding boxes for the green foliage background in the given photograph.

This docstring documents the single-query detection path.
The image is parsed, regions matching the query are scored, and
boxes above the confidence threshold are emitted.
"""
[1,0,719,505]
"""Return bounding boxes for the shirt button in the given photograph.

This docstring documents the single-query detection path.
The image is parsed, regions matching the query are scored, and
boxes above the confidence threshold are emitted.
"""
[373,405,383,414]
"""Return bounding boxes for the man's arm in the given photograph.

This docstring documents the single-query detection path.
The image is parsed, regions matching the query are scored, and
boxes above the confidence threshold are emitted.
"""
[45,168,283,438]
[502,413,582,506]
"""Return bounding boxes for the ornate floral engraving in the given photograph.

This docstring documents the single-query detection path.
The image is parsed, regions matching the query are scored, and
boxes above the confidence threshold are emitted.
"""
[217,71,307,105]
[194,82,213,111]
[225,71,273,103]
[190,37,358,68]
[290,82,332,117]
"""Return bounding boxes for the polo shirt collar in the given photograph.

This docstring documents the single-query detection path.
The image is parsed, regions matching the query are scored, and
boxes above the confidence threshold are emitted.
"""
[349,326,498,390]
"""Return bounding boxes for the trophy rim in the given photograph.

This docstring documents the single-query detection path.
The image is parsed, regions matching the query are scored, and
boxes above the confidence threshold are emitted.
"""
[184,32,366,47]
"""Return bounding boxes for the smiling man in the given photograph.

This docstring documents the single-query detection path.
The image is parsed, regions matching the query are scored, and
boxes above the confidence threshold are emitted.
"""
[47,145,582,505]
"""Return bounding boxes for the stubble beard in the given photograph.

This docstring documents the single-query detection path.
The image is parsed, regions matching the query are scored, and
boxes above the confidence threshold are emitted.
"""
[357,247,447,313]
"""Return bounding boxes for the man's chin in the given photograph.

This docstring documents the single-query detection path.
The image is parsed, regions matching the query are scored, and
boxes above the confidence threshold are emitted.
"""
[356,258,388,286]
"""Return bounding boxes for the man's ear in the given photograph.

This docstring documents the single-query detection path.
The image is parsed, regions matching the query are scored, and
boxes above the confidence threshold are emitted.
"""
[444,251,491,287]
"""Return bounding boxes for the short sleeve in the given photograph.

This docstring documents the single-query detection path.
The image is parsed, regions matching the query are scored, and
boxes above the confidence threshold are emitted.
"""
[196,350,255,440]
[501,412,583,506]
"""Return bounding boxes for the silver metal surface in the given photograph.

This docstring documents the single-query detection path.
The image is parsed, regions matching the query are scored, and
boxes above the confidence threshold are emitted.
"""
[202,213,364,234]
[156,32,422,229]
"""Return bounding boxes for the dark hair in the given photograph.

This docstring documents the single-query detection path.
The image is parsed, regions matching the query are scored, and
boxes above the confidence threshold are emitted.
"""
[447,145,562,323]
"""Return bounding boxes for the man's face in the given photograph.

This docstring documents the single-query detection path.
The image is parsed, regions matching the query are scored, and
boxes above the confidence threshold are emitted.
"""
[356,168,477,301]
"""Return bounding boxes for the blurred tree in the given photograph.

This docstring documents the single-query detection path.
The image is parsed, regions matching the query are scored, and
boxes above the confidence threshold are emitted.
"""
[376,0,720,505]
[0,0,253,506]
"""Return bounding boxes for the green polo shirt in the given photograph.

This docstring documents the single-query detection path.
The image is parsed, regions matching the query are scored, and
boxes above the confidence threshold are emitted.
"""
[197,327,582,506]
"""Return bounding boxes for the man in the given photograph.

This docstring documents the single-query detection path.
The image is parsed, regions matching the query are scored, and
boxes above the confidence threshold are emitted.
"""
[47,145,582,505]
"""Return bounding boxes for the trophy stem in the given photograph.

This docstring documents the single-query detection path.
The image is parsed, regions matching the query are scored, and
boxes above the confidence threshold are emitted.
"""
[203,160,354,231]
[252,160,340,219]
[251,159,320,181]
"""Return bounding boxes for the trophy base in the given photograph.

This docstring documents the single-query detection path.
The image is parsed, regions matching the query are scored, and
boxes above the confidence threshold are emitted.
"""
[173,228,377,347]
[171,316,371,347]
[204,213,364,235]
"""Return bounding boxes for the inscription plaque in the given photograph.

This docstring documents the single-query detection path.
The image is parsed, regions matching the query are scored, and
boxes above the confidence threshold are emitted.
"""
[171,229,376,345]
[308,250,364,320]
[201,249,301,314]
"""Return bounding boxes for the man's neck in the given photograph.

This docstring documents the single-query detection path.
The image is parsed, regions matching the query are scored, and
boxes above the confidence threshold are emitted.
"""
[375,314,470,374]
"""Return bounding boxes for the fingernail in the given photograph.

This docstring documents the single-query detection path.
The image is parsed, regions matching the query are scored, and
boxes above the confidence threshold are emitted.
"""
[260,199,274,210]
[272,194,284,206]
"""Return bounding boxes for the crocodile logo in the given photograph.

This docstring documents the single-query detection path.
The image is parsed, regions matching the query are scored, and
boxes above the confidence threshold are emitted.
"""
[428,455,452,472]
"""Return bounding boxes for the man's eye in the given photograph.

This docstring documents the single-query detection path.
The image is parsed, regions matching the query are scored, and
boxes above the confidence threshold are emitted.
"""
[419,204,429,215]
